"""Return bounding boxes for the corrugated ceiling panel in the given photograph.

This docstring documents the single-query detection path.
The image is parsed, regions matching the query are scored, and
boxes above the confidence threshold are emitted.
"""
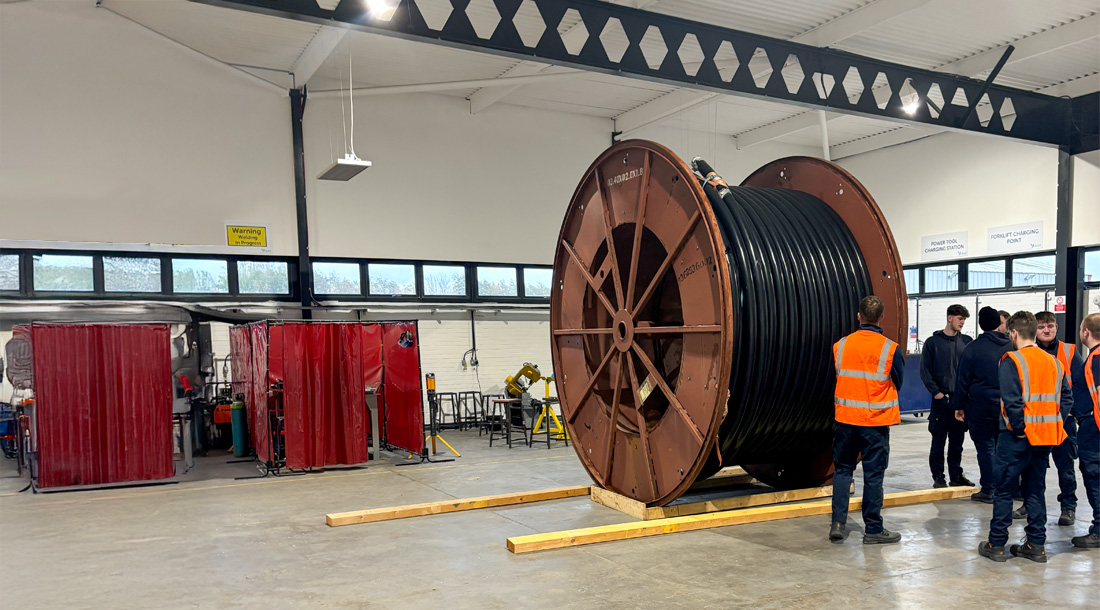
[997,38,1100,90]
[307,30,523,90]
[102,0,319,70]
[836,0,1098,76]
[650,0,869,40]
[508,75,678,117]
[672,97,807,134]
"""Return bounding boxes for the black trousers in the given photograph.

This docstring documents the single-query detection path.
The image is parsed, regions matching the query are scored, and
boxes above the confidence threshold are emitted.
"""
[967,415,998,495]
[928,398,967,482]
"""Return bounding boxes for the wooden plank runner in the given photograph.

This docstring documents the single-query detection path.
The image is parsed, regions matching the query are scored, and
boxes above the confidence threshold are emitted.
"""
[327,485,591,527]
[648,485,833,520]
[507,487,977,553]
[590,485,828,520]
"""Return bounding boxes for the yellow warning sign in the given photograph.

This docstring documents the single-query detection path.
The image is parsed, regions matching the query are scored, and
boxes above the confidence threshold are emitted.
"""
[226,225,267,247]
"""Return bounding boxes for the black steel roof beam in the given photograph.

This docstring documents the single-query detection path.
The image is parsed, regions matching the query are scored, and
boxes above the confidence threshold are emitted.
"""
[190,0,1079,146]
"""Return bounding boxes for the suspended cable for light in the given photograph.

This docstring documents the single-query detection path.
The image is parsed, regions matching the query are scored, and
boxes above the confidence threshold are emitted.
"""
[318,32,372,181]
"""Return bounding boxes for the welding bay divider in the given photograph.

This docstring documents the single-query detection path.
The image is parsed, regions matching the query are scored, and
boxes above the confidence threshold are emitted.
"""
[229,321,425,471]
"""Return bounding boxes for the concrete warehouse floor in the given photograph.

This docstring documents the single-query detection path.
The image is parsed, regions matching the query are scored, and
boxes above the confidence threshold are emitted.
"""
[1,417,1097,609]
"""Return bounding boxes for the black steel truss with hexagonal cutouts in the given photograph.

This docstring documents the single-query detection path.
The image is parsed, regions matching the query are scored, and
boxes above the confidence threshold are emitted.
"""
[194,0,1095,150]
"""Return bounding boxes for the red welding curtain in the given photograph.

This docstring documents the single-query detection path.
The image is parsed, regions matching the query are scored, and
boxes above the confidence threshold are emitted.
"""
[281,323,370,468]
[32,324,173,488]
[248,322,271,462]
[382,322,425,454]
[229,325,252,409]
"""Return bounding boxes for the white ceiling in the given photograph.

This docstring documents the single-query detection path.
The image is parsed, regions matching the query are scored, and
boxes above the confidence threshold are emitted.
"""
[99,0,1100,157]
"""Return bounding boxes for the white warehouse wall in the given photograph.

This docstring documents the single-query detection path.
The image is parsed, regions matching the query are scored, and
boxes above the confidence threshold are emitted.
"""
[1073,150,1100,247]
[631,122,825,184]
[0,1,298,254]
[839,132,1059,264]
[302,94,611,264]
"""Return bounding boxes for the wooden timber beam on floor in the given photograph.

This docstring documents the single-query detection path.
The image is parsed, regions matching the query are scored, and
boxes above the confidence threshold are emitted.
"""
[325,485,591,526]
[506,487,978,553]
[592,485,834,520]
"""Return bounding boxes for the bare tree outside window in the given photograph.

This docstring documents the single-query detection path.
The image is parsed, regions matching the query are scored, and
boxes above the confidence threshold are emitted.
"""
[423,265,465,297]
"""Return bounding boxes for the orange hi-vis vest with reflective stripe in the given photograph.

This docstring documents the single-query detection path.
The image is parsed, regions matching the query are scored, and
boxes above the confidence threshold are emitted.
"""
[1053,341,1076,388]
[1000,346,1067,446]
[833,330,900,427]
[1086,347,1099,430]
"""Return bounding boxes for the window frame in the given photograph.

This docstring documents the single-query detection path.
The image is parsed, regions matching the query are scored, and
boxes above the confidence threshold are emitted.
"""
[475,264,521,300]
[236,259,292,296]
[102,254,165,294]
[903,250,1056,297]
[420,263,469,299]
[31,252,97,294]
[0,249,554,305]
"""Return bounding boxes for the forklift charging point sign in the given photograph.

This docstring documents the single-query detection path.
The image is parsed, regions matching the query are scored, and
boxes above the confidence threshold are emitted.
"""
[226,225,267,248]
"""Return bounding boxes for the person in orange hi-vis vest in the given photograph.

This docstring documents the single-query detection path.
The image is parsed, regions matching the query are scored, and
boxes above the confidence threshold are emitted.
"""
[829,295,906,545]
[1016,311,1085,526]
[1070,313,1100,549]
[979,311,1073,563]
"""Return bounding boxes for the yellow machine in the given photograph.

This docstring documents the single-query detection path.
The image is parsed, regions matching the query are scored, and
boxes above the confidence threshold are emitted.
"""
[531,375,568,440]
[504,364,568,441]
[504,363,542,397]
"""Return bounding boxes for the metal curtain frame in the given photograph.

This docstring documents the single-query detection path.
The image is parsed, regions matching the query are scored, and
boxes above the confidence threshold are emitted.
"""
[193,0,1083,147]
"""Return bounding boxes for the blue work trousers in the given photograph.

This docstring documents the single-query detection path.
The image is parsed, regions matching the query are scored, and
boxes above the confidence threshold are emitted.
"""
[990,431,1051,546]
[1078,415,1100,535]
[831,422,890,534]
[1050,418,1078,511]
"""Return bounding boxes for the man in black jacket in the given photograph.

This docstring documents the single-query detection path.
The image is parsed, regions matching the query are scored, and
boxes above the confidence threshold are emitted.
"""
[921,303,974,488]
[954,307,1012,502]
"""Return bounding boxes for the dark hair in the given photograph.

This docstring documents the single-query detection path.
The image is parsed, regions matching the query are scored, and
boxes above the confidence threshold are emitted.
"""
[947,304,970,318]
[859,295,884,324]
[1035,311,1056,325]
[1006,311,1037,341]
[998,310,1010,320]
[1084,313,1100,342]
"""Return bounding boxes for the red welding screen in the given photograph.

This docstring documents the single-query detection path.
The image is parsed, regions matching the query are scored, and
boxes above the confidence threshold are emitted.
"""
[248,322,271,462]
[229,325,252,407]
[32,323,173,488]
[281,323,370,468]
[381,322,424,454]
[362,323,384,436]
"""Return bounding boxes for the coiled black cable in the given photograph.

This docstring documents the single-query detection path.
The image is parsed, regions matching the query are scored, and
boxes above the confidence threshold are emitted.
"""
[690,158,873,478]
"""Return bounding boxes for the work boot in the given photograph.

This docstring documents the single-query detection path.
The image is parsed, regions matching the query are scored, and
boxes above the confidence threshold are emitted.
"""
[863,529,902,545]
[1009,540,1047,563]
[970,491,993,504]
[1011,505,1027,520]
[978,541,1008,562]
[932,478,948,489]
[950,475,975,487]
[1071,532,1100,548]
[1058,509,1075,526]
[829,522,845,542]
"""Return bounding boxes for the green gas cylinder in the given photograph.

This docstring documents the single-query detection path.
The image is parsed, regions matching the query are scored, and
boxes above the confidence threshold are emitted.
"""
[231,396,248,458]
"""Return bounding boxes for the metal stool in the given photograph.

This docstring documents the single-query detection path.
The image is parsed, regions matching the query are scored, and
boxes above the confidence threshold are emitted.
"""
[457,391,481,430]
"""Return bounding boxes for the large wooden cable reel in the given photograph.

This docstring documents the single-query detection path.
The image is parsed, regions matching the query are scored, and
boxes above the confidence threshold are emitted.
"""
[550,140,906,506]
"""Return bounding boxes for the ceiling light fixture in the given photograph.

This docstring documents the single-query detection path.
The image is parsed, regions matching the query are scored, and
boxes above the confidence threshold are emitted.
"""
[366,0,397,21]
[319,33,373,181]
[900,79,920,116]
